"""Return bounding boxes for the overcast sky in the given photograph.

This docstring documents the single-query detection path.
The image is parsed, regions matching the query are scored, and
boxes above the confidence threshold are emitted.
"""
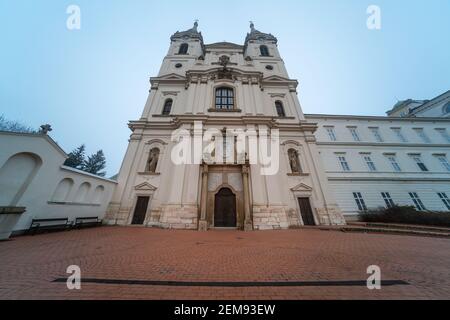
[1,0,449,176]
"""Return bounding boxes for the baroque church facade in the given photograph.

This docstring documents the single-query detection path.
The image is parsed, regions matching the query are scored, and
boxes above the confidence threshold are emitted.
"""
[105,23,450,230]
[105,22,346,230]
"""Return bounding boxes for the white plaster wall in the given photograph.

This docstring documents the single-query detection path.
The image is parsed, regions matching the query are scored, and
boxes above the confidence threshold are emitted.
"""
[0,132,116,232]
[306,115,450,216]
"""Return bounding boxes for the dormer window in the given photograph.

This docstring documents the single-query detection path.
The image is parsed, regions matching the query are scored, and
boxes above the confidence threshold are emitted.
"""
[260,45,270,57]
[162,99,173,115]
[215,87,234,110]
[178,43,189,55]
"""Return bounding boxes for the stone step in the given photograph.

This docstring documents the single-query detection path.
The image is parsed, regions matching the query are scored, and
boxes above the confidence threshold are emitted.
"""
[348,222,450,233]
[334,226,450,239]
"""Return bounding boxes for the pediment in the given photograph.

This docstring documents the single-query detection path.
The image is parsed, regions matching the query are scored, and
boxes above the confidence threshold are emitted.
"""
[206,42,243,50]
[263,75,291,82]
[134,182,157,191]
[152,73,186,81]
[290,183,313,192]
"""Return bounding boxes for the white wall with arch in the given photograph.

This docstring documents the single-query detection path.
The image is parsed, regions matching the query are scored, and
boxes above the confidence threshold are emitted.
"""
[0,132,117,233]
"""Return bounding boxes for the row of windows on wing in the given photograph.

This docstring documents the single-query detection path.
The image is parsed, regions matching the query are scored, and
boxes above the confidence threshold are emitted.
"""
[335,153,450,173]
[161,87,286,117]
[177,43,271,57]
[353,191,450,212]
[324,126,450,144]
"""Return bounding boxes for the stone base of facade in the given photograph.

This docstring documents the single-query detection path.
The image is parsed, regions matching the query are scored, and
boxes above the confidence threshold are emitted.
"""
[252,205,291,230]
[315,206,346,226]
[151,204,198,230]
[104,202,130,225]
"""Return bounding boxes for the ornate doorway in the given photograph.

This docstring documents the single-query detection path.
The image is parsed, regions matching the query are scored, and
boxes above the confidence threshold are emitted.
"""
[214,187,237,227]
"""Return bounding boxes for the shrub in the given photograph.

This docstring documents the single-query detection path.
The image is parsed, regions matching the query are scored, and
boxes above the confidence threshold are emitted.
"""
[358,206,450,228]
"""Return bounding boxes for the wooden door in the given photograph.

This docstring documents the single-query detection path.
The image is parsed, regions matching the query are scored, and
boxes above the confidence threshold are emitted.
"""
[214,188,236,227]
[298,197,316,226]
[131,196,150,225]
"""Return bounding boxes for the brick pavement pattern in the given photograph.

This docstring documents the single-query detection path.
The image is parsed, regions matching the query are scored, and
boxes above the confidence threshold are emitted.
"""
[0,227,449,299]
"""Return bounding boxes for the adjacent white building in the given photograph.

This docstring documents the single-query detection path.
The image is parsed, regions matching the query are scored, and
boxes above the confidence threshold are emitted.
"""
[306,111,450,220]
[0,131,116,236]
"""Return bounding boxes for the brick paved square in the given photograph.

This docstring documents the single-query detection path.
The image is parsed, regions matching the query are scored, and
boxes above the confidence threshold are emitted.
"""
[0,227,449,299]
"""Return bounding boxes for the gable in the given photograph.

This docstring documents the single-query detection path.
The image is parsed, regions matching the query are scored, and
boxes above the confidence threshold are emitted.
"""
[290,183,313,192]
[134,182,157,191]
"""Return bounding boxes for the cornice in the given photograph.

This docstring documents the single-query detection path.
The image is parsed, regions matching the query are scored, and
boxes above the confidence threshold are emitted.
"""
[305,113,450,122]
[316,142,450,148]
[129,116,318,133]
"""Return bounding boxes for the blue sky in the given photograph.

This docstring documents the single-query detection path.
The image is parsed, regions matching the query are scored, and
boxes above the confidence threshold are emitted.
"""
[1,0,449,176]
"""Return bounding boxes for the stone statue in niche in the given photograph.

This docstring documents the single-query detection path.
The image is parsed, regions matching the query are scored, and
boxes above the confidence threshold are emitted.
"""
[288,149,301,173]
[146,148,160,173]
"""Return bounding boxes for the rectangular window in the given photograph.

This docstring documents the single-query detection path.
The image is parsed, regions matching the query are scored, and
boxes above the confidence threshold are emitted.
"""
[435,128,450,143]
[437,192,450,210]
[353,192,367,211]
[409,192,426,211]
[338,156,351,171]
[387,156,402,172]
[370,127,383,142]
[325,127,337,141]
[381,192,395,208]
[436,155,450,172]
[411,155,428,172]
[392,128,408,142]
[413,128,431,143]
[348,127,361,141]
[363,155,377,172]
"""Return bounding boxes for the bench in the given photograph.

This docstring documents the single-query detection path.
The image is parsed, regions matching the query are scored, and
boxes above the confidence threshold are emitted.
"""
[74,216,102,229]
[28,218,71,235]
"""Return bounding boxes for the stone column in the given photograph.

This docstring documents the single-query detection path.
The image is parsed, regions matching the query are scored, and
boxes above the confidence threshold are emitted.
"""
[198,163,209,231]
[242,163,253,231]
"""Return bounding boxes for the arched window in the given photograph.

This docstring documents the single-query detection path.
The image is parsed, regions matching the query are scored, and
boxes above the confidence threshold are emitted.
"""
[162,99,172,115]
[178,43,189,55]
[444,102,450,114]
[275,101,286,117]
[215,87,234,110]
[288,149,302,173]
[146,148,160,173]
[260,45,270,57]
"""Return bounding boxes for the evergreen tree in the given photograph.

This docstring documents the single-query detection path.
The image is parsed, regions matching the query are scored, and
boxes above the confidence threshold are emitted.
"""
[64,144,86,170]
[83,150,106,177]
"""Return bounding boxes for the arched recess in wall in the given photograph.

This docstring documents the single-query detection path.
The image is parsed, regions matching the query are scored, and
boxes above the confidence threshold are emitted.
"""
[74,182,91,203]
[92,185,105,204]
[0,152,42,206]
[51,178,74,203]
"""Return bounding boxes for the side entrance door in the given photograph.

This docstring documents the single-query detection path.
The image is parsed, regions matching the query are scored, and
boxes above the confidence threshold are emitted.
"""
[131,196,150,225]
[297,197,316,226]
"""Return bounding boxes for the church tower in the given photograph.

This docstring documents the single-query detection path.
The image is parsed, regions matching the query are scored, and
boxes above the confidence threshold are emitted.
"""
[105,22,346,230]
